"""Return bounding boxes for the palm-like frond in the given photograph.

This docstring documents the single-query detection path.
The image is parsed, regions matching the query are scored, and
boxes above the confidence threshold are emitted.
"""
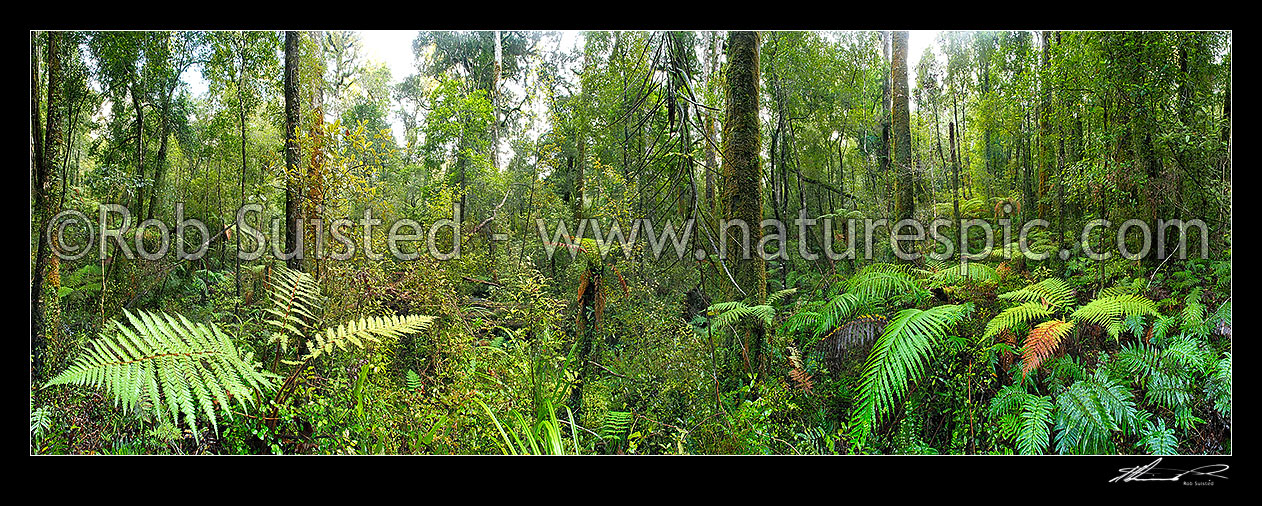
[265,264,324,353]
[846,263,927,303]
[1070,294,1159,340]
[1021,320,1074,379]
[44,309,274,439]
[984,302,1054,340]
[303,314,436,361]
[849,304,972,443]
[927,262,999,287]
[998,278,1075,312]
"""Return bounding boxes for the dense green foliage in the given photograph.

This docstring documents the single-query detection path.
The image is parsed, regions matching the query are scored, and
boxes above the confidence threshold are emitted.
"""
[30,29,1230,455]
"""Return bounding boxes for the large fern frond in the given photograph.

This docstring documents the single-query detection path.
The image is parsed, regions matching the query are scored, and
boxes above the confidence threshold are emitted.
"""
[927,262,999,287]
[849,304,972,442]
[1070,294,1159,340]
[265,264,324,353]
[1021,320,1075,379]
[998,278,1074,312]
[984,302,1054,341]
[814,292,866,335]
[303,314,436,361]
[846,264,927,304]
[1054,369,1140,454]
[44,309,274,439]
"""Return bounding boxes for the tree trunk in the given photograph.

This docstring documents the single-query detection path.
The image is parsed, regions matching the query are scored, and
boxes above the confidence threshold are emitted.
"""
[703,31,720,214]
[891,31,914,224]
[879,32,892,211]
[32,32,65,382]
[285,31,303,271]
[148,83,174,221]
[131,76,146,218]
[951,122,960,225]
[721,31,767,369]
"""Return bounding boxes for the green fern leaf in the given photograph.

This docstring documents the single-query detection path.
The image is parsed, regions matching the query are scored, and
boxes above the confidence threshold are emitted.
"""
[44,309,274,440]
[850,304,972,442]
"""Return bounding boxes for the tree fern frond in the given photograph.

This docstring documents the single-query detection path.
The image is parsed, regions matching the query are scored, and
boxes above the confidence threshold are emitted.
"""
[929,262,1000,287]
[1097,285,1138,298]
[265,264,324,353]
[1070,294,1159,340]
[846,265,927,304]
[815,292,866,335]
[304,314,436,361]
[850,304,972,441]
[765,288,797,307]
[44,309,274,439]
[997,278,1074,312]
[984,302,1054,341]
[1021,320,1074,379]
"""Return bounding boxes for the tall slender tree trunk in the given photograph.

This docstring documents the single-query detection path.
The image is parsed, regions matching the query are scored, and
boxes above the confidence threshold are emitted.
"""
[236,39,248,294]
[879,32,893,212]
[703,31,720,215]
[32,32,65,382]
[131,77,146,217]
[951,122,960,225]
[285,31,303,271]
[148,84,174,221]
[306,31,327,279]
[891,31,914,225]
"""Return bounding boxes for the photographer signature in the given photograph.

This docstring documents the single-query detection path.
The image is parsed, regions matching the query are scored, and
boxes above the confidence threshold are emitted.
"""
[1110,458,1229,483]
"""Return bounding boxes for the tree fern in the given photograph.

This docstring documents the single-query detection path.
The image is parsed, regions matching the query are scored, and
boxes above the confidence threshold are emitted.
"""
[849,304,972,444]
[846,263,928,304]
[301,314,436,362]
[265,264,324,353]
[813,314,888,371]
[984,302,1054,341]
[1021,320,1075,379]
[813,292,866,335]
[765,288,797,307]
[43,309,275,439]
[998,278,1074,312]
[927,262,999,287]
[707,301,776,331]
[1070,294,1159,340]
